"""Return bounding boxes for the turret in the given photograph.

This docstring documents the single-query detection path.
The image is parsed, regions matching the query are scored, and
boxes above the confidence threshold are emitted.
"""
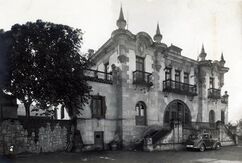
[153,23,163,43]
[116,6,127,29]
[199,44,207,61]
[220,53,226,67]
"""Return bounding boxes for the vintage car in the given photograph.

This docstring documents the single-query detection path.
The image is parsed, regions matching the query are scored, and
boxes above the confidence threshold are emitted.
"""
[185,133,221,152]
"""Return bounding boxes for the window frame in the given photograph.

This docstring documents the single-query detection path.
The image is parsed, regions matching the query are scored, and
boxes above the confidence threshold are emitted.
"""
[135,101,147,126]
[104,62,109,80]
[175,70,181,82]
[91,95,106,119]
[183,72,189,84]
[165,67,172,80]
[136,56,145,72]
[209,77,214,88]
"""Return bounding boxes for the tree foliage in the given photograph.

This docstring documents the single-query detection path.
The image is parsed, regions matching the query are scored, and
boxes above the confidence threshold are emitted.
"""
[6,20,91,118]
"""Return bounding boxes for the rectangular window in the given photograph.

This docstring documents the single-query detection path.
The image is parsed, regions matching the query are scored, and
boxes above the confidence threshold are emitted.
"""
[136,56,145,71]
[136,56,145,81]
[184,72,189,84]
[209,77,214,88]
[165,67,172,80]
[91,95,106,118]
[104,62,109,80]
[175,70,181,82]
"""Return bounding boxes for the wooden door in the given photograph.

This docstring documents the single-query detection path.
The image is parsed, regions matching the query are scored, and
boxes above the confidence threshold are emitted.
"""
[94,131,104,150]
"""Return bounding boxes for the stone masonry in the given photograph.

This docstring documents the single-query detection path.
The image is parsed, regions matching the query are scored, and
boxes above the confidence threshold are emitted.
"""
[0,118,71,154]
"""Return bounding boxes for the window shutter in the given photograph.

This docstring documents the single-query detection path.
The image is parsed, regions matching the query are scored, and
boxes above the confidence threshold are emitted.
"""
[90,97,94,118]
[101,96,107,118]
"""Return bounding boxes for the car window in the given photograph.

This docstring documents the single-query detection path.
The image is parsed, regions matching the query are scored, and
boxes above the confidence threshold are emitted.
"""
[189,134,198,140]
[203,134,208,139]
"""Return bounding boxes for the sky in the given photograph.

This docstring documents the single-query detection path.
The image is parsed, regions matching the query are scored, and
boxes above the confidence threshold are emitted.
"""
[0,0,242,122]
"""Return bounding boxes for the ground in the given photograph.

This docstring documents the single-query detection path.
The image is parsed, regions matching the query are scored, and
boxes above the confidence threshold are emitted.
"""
[1,145,242,163]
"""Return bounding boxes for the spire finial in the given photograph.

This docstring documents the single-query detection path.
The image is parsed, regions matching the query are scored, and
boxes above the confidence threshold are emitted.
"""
[221,52,224,61]
[220,52,225,66]
[116,6,126,29]
[119,5,124,21]
[156,23,161,35]
[153,22,162,43]
[201,44,205,54]
[199,44,207,61]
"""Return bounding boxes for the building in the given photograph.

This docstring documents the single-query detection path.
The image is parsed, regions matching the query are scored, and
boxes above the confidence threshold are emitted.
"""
[0,91,18,119]
[77,7,229,150]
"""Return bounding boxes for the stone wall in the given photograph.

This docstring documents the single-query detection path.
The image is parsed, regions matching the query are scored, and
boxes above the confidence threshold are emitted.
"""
[219,125,236,146]
[77,81,118,150]
[0,117,72,154]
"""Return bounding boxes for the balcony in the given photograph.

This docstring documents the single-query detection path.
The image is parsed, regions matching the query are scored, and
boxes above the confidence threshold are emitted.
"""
[133,70,153,87]
[84,69,112,84]
[208,88,221,99]
[163,79,197,96]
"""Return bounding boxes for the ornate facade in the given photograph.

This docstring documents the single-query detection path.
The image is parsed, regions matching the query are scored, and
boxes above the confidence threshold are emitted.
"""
[77,7,229,150]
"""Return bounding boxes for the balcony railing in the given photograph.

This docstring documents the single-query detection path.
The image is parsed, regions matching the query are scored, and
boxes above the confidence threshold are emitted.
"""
[84,69,112,84]
[133,70,153,87]
[208,88,221,99]
[163,79,197,96]
[183,122,217,130]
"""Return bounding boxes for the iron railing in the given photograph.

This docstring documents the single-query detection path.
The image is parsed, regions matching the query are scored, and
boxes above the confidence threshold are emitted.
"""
[208,88,221,99]
[163,79,197,96]
[84,69,112,84]
[183,122,217,130]
[133,70,153,87]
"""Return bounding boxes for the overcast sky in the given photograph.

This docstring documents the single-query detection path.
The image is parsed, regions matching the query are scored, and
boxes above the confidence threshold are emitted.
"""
[0,0,242,122]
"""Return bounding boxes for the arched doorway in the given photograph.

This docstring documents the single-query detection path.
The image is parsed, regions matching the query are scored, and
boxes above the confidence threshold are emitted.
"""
[163,100,191,127]
[209,110,215,123]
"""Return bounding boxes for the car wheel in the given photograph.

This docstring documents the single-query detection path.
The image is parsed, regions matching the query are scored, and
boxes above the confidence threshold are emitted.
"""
[215,143,221,150]
[199,144,205,152]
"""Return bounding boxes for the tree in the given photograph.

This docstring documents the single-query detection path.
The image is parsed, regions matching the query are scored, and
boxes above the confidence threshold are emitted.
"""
[5,20,92,150]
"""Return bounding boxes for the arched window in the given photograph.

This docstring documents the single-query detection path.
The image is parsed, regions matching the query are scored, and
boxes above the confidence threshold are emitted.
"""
[209,110,215,123]
[135,101,146,126]
[163,100,191,127]
[221,110,225,124]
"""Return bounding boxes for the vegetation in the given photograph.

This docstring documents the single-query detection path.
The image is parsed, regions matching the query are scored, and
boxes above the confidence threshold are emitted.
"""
[1,20,92,150]
[4,20,91,118]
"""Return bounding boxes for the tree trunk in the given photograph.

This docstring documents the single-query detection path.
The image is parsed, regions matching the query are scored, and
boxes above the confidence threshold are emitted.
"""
[24,103,31,118]
[71,115,83,152]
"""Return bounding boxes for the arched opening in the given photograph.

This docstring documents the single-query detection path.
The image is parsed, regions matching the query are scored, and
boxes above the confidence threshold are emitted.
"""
[209,110,215,123]
[135,101,146,126]
[163,100,191,127]
[221,110,225,124]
